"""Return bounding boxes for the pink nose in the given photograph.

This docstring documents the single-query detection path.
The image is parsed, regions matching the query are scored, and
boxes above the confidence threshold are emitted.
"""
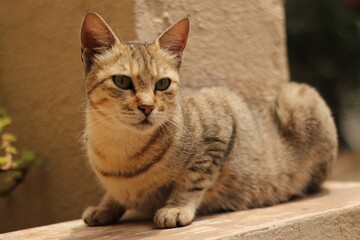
[138,104,155,116]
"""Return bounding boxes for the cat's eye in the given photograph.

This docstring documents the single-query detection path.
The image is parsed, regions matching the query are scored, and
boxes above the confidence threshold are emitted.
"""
[112,75,133,90]
[155,78,171,91]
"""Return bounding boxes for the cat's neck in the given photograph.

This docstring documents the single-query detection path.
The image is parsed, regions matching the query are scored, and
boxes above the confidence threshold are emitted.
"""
[86,113,156,161]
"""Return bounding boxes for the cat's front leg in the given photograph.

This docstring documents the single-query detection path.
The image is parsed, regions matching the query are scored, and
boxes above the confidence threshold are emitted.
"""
[154,188,204,228]
[83,193,126,226]
[154,157,216,228]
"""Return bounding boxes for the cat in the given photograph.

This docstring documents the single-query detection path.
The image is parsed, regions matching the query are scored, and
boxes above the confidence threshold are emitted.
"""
[80,12,338,228]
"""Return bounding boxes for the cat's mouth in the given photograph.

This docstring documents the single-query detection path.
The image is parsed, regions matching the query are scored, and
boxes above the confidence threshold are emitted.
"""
[130,118,154,130]
[139,118,152,126]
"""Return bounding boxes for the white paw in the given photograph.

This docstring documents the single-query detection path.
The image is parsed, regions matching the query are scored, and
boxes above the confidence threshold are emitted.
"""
[154,207,195,228]
[82,206,122,226]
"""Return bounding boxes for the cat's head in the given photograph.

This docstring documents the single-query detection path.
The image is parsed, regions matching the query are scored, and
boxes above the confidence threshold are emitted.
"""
[80,12,189,132]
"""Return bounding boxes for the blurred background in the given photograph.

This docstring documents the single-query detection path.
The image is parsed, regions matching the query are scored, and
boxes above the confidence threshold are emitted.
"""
[0,0,359,234]
[286,0,360,180]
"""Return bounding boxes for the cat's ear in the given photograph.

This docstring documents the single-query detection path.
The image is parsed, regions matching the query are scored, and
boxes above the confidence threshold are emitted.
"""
[80,12,119,72]
[156,17,190,57]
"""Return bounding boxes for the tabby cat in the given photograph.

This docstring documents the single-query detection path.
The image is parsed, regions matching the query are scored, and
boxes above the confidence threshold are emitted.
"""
[80,12,337,228]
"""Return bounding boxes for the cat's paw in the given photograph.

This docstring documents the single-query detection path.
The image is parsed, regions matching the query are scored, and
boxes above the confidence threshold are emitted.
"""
[82,206,122,226]
[154,207,195,228]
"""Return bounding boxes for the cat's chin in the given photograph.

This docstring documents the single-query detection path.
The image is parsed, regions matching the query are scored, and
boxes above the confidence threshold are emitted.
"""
[128,119,158,133]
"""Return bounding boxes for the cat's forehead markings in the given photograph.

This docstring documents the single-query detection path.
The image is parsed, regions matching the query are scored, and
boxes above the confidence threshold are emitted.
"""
[130,60,139,77]
[126,45,142,77]
[152,61,159,78]
[127,44,157,83]
[95,64,128,81]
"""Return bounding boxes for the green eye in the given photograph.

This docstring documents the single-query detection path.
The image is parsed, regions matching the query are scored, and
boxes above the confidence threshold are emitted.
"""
[112,75,133,90]
[155,78,171,91]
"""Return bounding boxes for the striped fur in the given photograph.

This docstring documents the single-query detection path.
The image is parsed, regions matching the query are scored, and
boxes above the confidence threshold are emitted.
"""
[80,13,338,228]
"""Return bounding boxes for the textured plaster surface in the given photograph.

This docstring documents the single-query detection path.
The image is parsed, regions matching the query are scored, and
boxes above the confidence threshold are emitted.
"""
[1,182,360,240]
[134,0,289,89]
[0,0,136,233]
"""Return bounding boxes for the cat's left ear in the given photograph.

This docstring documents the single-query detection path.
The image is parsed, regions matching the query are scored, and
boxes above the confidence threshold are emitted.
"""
[156,17,190,57]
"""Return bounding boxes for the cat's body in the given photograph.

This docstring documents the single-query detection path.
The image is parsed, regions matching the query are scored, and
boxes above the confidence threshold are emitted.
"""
[80,13,337,228]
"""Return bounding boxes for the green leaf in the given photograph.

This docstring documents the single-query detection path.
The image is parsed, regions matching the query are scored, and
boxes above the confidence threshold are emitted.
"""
[0,116,11,129]
[21,151,36,162]
[11,151,40,170]
[0,108,7,115]
[2,133,17,142]
[21,150,40,166]
[6,146,17,155]
[10,161,19,169]
[0,156,9,164]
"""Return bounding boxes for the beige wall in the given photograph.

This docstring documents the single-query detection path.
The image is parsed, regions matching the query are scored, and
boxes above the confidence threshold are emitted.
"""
[0,0,136,233]
[134,0,288,88]
[0,0,288,233]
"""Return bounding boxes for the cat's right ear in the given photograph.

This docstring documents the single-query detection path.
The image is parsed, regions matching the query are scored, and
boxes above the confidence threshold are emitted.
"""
[80,12,119,72]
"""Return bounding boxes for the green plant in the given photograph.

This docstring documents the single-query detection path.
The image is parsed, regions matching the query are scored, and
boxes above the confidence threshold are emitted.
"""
[0,108,40,196]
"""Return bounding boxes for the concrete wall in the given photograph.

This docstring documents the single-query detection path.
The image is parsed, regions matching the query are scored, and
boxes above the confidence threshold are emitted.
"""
[134,0,288,88]
[0,0,288,233]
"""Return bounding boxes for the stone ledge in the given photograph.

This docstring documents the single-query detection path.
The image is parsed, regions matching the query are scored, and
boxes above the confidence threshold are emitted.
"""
[2,181,360,240]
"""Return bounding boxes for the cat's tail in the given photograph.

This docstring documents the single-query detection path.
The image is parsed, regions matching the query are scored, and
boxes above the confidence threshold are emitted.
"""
[274,82,338,192]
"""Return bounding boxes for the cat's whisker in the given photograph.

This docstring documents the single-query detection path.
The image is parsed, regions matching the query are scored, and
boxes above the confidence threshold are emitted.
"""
[79,96,89,104]
[76,114,119,143]
[85,114,119,129]
[78,101,88,110]
[83,109,113,113]
[165,117,193,140]
[75,129,86,144]
[76,115,119,144]
[159,124,166,135]
[77,119,115,145]
[86,118,116,136]
[120,111,136,116]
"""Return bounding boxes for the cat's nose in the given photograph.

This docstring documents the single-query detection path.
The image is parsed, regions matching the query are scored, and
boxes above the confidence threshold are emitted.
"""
[138,104,155,116]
